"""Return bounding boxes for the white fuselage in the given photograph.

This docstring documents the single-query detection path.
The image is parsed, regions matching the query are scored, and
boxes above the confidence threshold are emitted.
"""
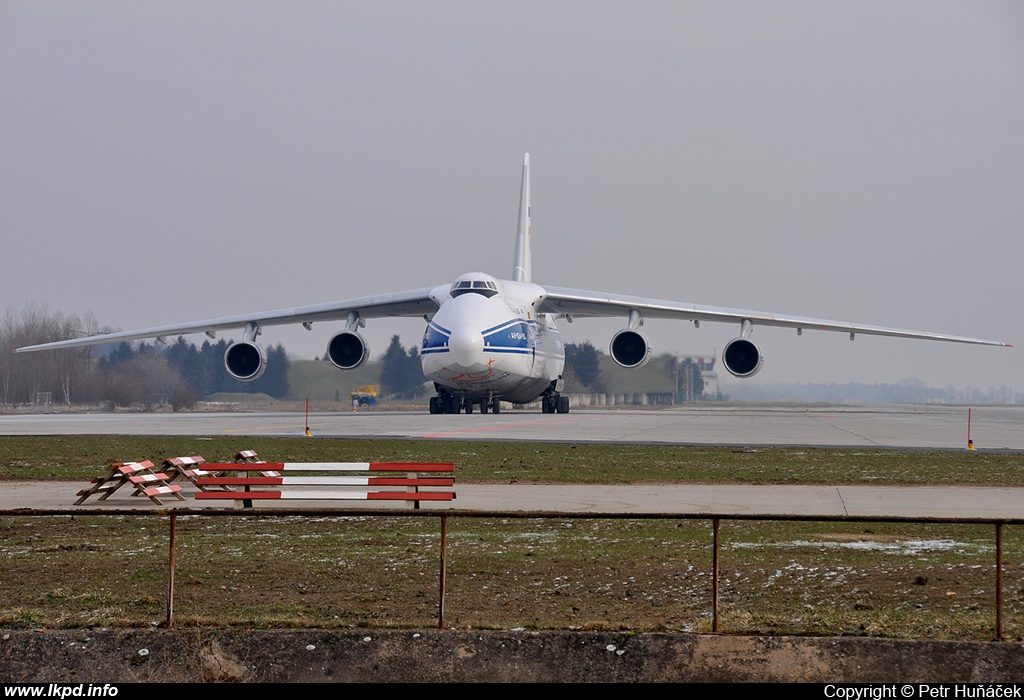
[420,273,564,404]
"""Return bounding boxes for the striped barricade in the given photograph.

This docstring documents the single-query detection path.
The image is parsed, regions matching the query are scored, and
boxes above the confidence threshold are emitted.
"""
[194,462,455,507]
[162,455,233,492]
[231,449,280,477]
[75,460,186,505]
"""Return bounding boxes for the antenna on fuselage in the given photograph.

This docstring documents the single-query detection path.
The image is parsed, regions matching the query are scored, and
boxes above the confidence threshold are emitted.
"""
[512,153,532,283]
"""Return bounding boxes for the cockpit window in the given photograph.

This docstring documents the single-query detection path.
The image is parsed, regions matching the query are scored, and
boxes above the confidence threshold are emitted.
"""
[450,279,498,298]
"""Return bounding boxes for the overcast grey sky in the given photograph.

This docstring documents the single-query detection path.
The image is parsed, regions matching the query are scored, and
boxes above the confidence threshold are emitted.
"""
[2,2,1022,391]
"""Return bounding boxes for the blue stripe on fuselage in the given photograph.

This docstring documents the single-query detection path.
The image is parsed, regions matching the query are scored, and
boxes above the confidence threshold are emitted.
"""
[421,318,536,356]
[421,321,451,355]
[483,319,534,354]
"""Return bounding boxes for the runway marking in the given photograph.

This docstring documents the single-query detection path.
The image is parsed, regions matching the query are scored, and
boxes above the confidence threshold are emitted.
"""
[836,486,849,516]
[813,415,878,445]
[223,422,329,434]
[418,416,604,438]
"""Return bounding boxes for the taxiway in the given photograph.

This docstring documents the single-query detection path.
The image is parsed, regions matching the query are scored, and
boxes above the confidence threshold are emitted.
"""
[0,404,1022,450]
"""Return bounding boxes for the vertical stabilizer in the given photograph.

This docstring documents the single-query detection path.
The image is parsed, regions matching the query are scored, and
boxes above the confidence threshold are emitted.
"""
[512,153,531,283]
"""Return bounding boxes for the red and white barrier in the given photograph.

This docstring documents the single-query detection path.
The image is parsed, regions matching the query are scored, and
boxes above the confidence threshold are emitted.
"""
[194,460,455,506]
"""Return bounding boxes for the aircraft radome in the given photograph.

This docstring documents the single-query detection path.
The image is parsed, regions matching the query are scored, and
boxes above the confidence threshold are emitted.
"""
[16,154,1012,414]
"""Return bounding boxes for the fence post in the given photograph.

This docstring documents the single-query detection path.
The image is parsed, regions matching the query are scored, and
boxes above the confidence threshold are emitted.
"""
[166,514,176,629]
[996,522,1003,640]
[712,518,720,633]
[438,515,448,629]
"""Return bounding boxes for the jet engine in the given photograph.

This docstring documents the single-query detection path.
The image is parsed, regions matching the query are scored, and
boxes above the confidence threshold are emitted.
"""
[327,330,369,370]
[609,329,652,369]
[224,341,268,381]
[722,337,764,378]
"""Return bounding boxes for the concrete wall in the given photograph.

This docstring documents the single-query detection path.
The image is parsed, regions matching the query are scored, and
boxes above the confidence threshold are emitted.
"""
[567,393,675,407]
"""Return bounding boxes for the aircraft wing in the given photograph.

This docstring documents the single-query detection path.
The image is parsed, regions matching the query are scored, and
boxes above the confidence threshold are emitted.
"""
[15,286,440,353]
[537,285,1011,347]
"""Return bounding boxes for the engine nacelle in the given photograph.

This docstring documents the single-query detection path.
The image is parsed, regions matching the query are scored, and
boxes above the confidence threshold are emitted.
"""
[224,340,268,381]
[327,330,369,370]
[722,337,764,378]
[609,329,652,369]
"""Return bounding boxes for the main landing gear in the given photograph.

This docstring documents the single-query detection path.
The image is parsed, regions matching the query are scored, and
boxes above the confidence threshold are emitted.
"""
[541,393,570,414]
[429,393,501,414]
[428,384,566,415]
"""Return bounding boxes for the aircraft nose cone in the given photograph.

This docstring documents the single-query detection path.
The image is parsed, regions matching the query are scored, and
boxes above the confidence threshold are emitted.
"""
[448,325,484,366]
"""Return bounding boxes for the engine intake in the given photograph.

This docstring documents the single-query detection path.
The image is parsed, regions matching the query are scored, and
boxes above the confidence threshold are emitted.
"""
[327,330,369,370]
[610,329,652,369]
[722,337,764,378]
[224,341,267,381]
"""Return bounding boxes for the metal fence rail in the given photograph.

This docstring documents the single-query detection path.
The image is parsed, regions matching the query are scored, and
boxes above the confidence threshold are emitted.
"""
[3,508,1021,637]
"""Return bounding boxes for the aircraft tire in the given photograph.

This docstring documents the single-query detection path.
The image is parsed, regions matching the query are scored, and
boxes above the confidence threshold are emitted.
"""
[429,397,441,414]
[491,398,500,414]
[541,397,553,414]
[466,399,474,414]
[480,400,489,414]
[557,395,570,414]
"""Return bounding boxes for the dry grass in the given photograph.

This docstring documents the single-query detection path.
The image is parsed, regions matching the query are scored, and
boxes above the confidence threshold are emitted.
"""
[1,515,1019,640]
[3,436,1024,485]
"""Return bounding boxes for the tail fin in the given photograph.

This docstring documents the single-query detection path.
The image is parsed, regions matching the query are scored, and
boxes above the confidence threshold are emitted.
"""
[512,153,531,283]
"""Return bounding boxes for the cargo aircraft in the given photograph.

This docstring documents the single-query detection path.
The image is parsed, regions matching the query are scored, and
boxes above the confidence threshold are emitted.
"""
[16,155,1011,414]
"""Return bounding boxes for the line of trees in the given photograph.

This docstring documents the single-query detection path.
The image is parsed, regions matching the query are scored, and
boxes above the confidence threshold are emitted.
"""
[378,335,427,399]
[564,341,605,393]
[0,305,97,407]
[0,305,289,410]
[565,342,705,401]
[163,336,289,400]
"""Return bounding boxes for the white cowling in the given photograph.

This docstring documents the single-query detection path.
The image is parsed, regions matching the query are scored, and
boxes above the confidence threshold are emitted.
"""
[327,330,370,370]
[722,337,764,378]
[609,329,652,369]
[224,341,268,381]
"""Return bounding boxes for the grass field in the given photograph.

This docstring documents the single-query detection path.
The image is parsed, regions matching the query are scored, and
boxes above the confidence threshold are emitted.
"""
[2,435,1023,485]
[1,436,1022,639]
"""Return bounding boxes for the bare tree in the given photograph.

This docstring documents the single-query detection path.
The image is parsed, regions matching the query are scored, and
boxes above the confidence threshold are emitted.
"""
[0,304,97,407]
[49,312,97,406]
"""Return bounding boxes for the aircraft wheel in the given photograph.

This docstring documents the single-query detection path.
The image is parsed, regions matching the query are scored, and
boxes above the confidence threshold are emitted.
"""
[429,397,441,414]
[480,400,489,414]
[491,398,500,414]
[557,395,570,414]
[541,397,553,414]
[444,396,457,414]
[466,399,474,414]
